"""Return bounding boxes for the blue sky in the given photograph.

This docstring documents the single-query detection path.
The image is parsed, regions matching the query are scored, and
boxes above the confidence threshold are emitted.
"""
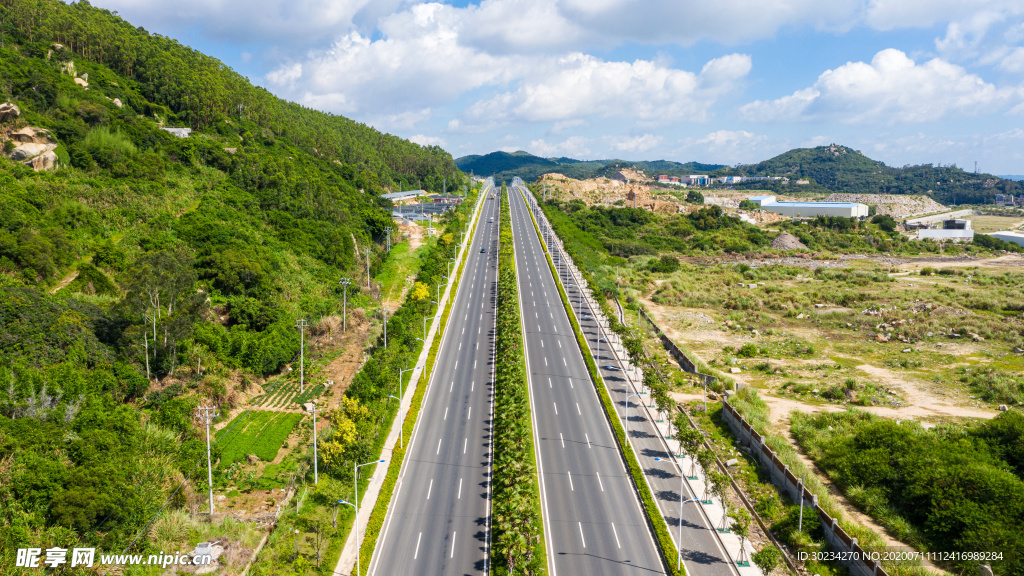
[97,0,1024,172]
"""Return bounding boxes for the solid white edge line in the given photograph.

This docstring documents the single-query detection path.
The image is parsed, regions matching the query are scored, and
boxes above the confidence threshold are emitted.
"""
[511,186,557,576]
[368,181,487,576]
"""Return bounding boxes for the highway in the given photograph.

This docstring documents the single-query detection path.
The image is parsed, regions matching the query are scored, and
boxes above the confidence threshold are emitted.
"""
[512,180,738,576]
[507,182,667,576]
[369,181,500,576]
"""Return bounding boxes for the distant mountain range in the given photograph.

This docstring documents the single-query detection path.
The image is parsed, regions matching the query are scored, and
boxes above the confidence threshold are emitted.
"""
[455,151,725,183]
[458,146,1020,205]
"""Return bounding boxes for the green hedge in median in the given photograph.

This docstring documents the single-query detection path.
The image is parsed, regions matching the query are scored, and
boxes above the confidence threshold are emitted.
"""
[492,185,547,575]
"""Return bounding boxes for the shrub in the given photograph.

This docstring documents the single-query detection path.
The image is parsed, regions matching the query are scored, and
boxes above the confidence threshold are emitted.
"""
[81,126,136,168]
[737,343,759,358]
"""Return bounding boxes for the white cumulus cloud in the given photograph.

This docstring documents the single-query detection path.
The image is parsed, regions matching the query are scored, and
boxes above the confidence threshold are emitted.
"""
[528,137,593,158]
[740,49,1013,123]
[610,134,663,153]
[409,134,446,147]
[465,53,751,125]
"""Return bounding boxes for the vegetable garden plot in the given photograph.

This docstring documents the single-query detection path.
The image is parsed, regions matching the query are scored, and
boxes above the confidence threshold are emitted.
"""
[215,411,304,467]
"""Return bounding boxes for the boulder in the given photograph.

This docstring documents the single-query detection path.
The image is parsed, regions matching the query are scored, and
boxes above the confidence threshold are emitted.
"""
[112,98,123,108]
[246,454,259,465]
[25,150,58,172]
[0,102,19,122]
[998,405,1008,412]
[725,458,739,466]
[74,77,88,89]
[10,143,49,161]
[11,126,55,144]
[729,367,741,374]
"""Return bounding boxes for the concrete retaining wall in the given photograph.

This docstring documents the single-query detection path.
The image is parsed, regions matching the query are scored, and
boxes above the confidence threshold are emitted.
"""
[720,401,891,576]
[905,209,978,226]
[638,307,719,389]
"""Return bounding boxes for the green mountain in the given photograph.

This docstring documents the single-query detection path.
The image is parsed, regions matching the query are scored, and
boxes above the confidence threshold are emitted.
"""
[0,0,464,561]
[720,144,1018,204]
[455,150,726,183]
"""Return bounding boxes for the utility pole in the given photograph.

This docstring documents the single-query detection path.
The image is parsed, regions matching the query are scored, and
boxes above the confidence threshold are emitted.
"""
[295,319,308,394]
[382,306,389,349]
[384,227,392,252]
[311,402,320,484]
[339,278,351,332]
[197,406,219,516]
[365,248,371,289]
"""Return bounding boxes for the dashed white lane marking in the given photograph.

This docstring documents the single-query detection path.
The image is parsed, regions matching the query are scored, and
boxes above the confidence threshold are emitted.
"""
[450,533,456,558]
[578,522,586,548]
[459,342,462,350]
[596,471,604,491]
[463,438,467,454]
[458,478,463,499]
[585,433,591,448]
[576,403,581,415]
[544,357,548,366]
[548,378,552,388]
[567,470,574,491]
[541,340,544,348]
[558,340,561,348]
[467,406,472,419]
[444,407,448,420]
[436,439,442,455]
[471,381,474,392]
[563,357,567,366]
[427,479,433,499]
[414,533,422,559]
[611,523,621,548]
[553,403,558,415]
[560,433,564,447]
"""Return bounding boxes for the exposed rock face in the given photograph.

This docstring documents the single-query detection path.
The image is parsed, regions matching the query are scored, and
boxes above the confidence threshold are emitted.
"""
[74,77,89,89]
[112,98,123,108]
[771,232,808,250]
[26,151,58,171]
[0,102,20,122]
[161,127,192,138]
[11,142,54,160]
[4,126,59,171]
[12,127,55,144]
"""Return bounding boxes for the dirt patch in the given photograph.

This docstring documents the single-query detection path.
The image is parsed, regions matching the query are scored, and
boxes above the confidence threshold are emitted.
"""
[308,311,374,405]
[770,232,807,250]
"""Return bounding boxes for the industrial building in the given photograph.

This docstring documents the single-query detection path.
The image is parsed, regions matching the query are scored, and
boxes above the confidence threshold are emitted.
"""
[919,219,975,242]
[747,195,869,218]
[988,231,1024,247]
[381,189,427,201]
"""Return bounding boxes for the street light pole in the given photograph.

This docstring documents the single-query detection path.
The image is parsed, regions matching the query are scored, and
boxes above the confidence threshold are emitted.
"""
[352,459,385,576]
[624,392,640,448]
[388,394,402,448]
[382,306,388,349]
[655,458,698,571]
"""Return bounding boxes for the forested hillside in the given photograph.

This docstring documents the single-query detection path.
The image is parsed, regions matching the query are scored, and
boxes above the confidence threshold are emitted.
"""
[0,0,463,566]
[716,144,1018,204]
[456,150,724,183]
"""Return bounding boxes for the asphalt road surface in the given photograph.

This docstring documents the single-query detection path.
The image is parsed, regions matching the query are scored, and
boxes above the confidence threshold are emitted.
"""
[512,180,738,576]
[370,183,500,576]
[508,182,668,576]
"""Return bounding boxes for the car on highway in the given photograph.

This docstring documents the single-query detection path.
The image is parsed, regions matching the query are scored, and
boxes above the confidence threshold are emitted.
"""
[480,246,486,253]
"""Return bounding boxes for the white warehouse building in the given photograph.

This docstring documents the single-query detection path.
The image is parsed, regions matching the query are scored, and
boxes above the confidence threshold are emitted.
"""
[747,195,869,218]
[988,231,1024,247]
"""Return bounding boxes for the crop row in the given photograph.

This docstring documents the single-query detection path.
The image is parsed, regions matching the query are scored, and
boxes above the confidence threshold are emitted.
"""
[216,410,303,467]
